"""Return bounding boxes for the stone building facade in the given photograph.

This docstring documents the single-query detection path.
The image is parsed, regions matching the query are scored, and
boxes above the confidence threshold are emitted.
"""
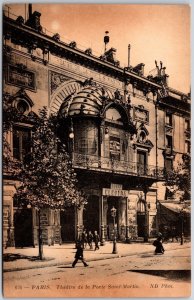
[3,8,190,247]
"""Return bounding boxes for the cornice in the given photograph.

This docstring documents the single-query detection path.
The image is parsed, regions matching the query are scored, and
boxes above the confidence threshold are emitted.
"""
[4,15,190,105]
[4,16,161,90]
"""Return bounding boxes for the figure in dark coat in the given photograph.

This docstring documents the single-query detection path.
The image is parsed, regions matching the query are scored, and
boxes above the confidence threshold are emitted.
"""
[87,231,93,249]
[153,237,165,255]
[72,242,89,267]
[93,230,100,251]
[81,230,88,249]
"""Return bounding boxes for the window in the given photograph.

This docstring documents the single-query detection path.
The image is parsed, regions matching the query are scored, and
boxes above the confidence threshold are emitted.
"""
[75,138,97,155]
[137,200,145,212]
[137,150,147,175]
[109,136,121,160]
[105,108,123,124]
[16,100,29,114]
[185,141,190,153]
[166,113,172,126]
[165,158,173,172]
[166,135,172,148]
[74,120,98,155]
[13,126,31,161]
[185,119,190,131]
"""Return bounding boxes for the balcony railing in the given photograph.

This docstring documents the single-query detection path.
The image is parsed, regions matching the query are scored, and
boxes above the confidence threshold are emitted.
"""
[73,153,164,179]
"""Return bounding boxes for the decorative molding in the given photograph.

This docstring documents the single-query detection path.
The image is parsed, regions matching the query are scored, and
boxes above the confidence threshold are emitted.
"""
[50,71,71,94]
[165,125,173,135]
[133,106,149,123]
[50,79,82,115]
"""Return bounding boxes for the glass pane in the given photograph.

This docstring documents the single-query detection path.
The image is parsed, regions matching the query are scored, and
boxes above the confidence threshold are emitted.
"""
[13,129,20,160]
[13,127,31,160]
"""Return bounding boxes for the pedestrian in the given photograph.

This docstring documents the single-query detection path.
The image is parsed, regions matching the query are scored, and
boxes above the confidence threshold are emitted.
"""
[72,242,89,268]
[87,231,93,249]
[93,230,100,250]
[153,236,165,255]
[81,229,88,249]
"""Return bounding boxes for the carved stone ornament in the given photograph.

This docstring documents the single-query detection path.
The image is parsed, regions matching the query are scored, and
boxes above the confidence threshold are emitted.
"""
[165,125,173,135]
[83,77,96,87]
[133,106,149,123]
[50,71,70,94]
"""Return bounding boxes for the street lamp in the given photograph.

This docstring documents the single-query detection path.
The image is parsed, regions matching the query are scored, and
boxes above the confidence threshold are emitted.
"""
[111,206,118,254]
[69,119,74,161]
[69,119,74,139]
[180,208,185,245]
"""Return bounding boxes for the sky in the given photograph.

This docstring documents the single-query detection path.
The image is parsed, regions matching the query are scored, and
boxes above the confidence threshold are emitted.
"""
[5,3,190,94]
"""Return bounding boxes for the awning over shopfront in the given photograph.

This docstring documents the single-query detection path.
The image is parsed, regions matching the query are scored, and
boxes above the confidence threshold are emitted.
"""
[158,201,191,236]
[159,201,191,214]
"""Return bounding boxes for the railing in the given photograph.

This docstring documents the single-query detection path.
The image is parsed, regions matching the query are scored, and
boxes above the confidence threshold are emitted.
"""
[73,153,164,179]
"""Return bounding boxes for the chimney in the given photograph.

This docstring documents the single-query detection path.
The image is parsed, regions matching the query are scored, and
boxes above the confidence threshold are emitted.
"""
[29,4,32,18]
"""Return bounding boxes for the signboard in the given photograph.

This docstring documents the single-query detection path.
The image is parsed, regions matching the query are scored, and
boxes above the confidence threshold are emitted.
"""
[102,188,130,197]
[110,183,123,190]
[109,136,120,160]
[7,64,36,91]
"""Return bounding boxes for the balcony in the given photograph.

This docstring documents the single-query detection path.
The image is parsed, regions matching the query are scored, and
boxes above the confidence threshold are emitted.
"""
[73,153,164,179]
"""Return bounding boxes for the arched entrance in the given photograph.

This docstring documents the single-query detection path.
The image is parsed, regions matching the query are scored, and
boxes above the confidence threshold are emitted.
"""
[137,200,146,237]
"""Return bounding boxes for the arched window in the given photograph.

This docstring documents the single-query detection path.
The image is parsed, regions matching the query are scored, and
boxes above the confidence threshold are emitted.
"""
[137,200,145,212]
[16,100,30,114]
[104,106,127,161]
[11,90,34,161]
[105,108,123,124]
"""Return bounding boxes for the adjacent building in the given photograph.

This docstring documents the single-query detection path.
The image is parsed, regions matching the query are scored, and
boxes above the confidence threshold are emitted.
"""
[3,7,191,247]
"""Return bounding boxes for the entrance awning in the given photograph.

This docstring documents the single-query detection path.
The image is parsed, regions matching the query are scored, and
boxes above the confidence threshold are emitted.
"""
[159,202,191,214]
[158,201,191,236]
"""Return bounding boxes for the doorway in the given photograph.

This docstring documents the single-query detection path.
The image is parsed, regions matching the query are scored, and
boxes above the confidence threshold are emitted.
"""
[107,197,119,240]
[137,213,146,237]
[60,207,75,242]
[137,199,146,237]
[83,195,99,233]
[14,209,33,247]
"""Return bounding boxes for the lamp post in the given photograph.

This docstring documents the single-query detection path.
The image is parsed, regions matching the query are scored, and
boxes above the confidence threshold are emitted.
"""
[69,118,74,161]
[180,209,185,245]
[111,206,118,254]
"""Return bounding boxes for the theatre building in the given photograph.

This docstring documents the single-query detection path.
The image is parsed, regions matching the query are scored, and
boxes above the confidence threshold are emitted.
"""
[3,8,190,247]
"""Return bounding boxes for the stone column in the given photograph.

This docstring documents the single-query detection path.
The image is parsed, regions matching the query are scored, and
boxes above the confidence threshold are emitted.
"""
[100,195,106,246]
[128,191,139,239]
[3,182,16,248]
[119,197,126,241]
[125,197,130,243]
[76,206,84,241]
[103,197,108,240]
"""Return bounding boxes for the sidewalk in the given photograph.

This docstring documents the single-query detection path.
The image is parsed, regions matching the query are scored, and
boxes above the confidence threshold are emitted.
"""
[3,241,191,272]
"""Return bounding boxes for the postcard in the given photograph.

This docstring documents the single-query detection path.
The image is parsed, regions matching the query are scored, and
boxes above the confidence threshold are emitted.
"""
[2,3,191,298]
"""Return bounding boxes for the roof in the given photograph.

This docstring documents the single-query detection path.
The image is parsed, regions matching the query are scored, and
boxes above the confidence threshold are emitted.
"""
[59,85,114,117]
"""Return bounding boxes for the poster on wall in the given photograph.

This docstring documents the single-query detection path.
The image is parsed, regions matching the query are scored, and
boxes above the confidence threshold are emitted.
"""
[2,2,191,298]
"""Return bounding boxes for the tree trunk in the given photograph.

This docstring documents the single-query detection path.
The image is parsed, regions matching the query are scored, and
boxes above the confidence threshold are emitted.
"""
[38,209,44,260]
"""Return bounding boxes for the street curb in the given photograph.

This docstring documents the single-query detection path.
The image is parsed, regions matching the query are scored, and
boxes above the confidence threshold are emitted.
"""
[3,244,190,273]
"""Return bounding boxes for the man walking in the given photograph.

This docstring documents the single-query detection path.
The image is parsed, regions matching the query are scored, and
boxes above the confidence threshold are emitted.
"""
[93,230,100,251]
[72,242,89,267]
